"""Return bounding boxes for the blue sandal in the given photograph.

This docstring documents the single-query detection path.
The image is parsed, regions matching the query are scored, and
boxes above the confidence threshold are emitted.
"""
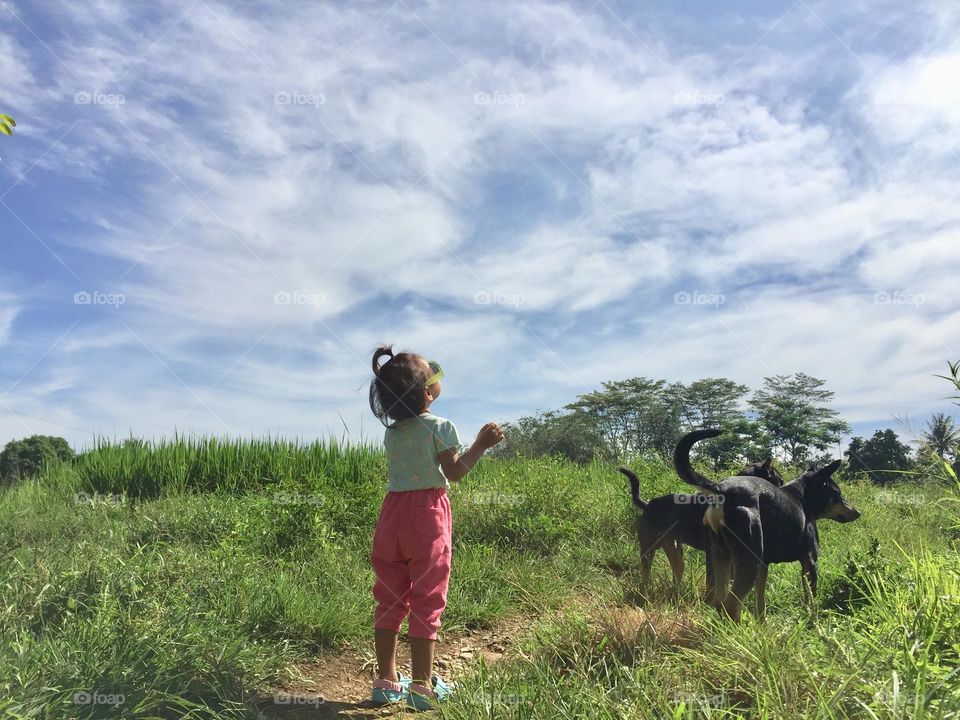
[371,672,411,706]
[407,674,453,711]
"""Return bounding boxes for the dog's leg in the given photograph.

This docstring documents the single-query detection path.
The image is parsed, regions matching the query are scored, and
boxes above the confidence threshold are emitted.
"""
[664,540,685,598]
[726,559,759,623]
[709,535,733,615]
[800,556,817,607]
[754,564,768,620]
[639,545,654,599]
[703,545,715,603]
[725,508,763,622]
[806,560,819,621]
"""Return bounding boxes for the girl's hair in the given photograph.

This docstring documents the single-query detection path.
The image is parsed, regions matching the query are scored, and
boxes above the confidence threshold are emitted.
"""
[369,345,430,427]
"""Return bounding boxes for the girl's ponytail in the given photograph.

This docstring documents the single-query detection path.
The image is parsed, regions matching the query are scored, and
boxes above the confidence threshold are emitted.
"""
[372,345,394,376]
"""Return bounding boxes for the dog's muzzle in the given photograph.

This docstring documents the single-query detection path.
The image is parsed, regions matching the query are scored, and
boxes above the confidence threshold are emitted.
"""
[838,504,861,523]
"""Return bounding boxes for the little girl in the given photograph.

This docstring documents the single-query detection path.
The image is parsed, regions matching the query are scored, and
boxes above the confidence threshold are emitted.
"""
[368,345,503,710]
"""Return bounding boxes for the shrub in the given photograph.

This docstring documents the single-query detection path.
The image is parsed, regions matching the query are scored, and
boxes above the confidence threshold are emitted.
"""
[0,435,74,487]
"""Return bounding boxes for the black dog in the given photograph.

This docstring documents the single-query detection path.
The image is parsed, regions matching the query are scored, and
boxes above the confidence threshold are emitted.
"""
[618,458,783,597]
[674,429,861,621]
[740,458,785,487]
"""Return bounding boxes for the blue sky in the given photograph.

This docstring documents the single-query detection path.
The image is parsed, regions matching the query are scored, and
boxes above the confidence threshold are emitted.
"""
[1,0,959,451]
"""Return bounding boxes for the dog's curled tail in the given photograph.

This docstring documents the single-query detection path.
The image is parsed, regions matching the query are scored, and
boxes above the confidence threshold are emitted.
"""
[617,467,647,509]
[673,429,723,494]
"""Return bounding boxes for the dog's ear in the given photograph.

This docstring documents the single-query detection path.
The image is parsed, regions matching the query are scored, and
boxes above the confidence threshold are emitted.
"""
[817,459,842,477]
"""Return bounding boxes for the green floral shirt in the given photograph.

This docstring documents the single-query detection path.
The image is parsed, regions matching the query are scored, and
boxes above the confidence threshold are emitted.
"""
[384,413,462,491]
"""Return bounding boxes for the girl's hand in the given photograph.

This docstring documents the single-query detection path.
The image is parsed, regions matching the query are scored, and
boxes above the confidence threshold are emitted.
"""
[477,422,504,449]
[441,423,505,482]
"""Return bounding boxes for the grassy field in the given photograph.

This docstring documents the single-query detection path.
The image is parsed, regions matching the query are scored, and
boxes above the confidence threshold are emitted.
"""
[1,438,959,718]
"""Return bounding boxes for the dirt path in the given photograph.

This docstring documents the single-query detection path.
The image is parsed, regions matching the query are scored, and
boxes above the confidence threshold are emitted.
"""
[254,604,700,718]
[255,618,527,718]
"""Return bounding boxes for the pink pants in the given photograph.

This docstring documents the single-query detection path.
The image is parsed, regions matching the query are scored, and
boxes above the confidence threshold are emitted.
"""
[371,488,452,640]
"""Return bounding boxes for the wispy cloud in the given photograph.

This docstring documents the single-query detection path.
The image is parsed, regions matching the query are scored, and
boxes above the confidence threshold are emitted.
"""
[0,302,18,346]
[1,0,958,449]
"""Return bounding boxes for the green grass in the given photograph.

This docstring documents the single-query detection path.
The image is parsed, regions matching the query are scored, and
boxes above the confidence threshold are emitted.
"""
[1,438,959,718]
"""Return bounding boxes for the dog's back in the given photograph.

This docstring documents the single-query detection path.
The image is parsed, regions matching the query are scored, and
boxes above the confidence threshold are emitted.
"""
[701,474,805,541]
[619,461,784,551]
[646,494,712,550]
[737,459,784,487]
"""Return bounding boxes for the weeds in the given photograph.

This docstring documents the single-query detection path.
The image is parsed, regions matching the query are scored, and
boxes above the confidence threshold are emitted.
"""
[1,440,958,718]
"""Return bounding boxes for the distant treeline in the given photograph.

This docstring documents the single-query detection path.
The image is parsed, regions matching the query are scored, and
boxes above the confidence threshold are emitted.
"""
[492,372,959,483]
[2,364,958,488]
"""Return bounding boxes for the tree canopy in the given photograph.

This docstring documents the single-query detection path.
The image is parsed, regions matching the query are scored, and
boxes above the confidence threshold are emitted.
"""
[844,429,914,484]
[498,371,847,471]
[0,435,74,486]
[921,413,958,461]
[748,373,850,464]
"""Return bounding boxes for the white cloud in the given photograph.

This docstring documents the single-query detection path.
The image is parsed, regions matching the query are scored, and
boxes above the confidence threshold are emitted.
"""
[500,284,960,432]
[3,0,960,448]
[862,48,960,149]
[0,278,20,345]
[0,305,17,345]
[859,224,960,307]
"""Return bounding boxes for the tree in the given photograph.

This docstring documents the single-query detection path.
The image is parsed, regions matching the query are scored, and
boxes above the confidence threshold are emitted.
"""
[493,410,607,464]
[0,114,15,136]
[678,378,749,428]
[749,373,850,464]
[844,429,913,484]
[676,378,767,470]
[629,379,684,458]
[565,378,683,461]
[564,384,632,461]
[921,413,958,460]
[0,435,74,486]
[702,416,773,473]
